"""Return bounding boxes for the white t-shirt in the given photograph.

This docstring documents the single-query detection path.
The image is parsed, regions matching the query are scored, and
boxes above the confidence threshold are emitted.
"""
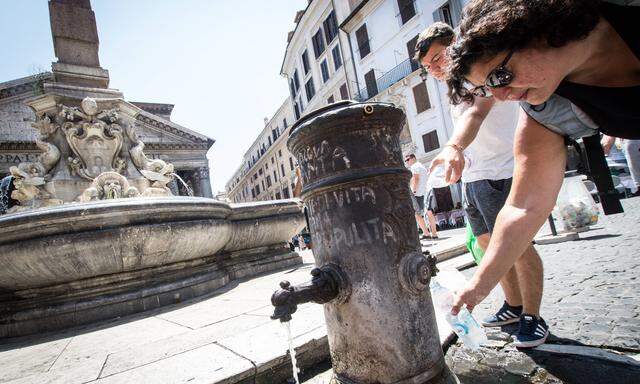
[450,100,518,183]
[410,162,430,196]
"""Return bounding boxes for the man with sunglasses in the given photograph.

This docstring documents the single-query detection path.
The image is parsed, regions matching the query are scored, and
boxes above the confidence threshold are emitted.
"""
[415,22,548,347]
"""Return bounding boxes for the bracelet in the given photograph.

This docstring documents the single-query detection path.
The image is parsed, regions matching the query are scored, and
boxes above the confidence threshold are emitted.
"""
[445,143,464,152]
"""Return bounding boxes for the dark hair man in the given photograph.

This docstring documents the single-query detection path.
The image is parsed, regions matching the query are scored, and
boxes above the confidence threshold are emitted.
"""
[416,22,547,347]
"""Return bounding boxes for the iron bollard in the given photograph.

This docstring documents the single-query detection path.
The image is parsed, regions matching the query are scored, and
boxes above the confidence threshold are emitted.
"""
[274,101,456,383]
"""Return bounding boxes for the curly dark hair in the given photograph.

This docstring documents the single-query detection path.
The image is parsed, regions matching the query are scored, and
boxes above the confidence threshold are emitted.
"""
[446,0,602,104]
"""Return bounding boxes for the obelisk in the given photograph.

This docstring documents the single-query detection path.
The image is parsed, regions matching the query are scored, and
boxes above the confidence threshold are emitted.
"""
[49,0,110,88]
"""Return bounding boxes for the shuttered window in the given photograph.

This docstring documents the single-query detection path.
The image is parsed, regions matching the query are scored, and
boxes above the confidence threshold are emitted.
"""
[301,50,311,75]
[340,83,349,100]
[293,70,300,91]
[323,11,338,43]
[412,82,431,113]
[355,24,371,59]
[312,29,325,58]
[422,130,440,153]
[406,34,420,71]
[305,77,316,102]
[332,45,342,70]
[320,60,330,83]
[398,0,416,24]
[364,69,378,98]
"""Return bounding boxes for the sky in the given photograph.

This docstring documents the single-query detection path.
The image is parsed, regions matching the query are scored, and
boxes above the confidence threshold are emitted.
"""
[0,0,308,193]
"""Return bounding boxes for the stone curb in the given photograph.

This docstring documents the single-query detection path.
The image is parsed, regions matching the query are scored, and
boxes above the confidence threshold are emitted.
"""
[534,344,640,367]
[434,243,468,263]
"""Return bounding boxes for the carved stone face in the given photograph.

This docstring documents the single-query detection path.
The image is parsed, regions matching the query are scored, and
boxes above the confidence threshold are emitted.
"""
[103,181,122,199]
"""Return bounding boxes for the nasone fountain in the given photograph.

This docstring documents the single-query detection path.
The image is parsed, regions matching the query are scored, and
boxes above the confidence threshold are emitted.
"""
[0,0,304,339]
[270,101,458,384]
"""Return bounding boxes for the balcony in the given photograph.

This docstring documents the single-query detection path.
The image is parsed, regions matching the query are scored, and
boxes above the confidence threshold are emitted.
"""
[355,58,419,101]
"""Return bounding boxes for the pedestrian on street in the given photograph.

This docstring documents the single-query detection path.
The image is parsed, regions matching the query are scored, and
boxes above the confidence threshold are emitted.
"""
[405,154,439,240]
[443,0,640,324]
[416,22,547,347]
[602,135,640,195]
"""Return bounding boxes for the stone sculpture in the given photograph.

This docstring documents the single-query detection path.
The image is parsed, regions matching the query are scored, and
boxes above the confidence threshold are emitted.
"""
[78,171,140,202]
[126,123,175,196]
[2,96,176,213]
[61,98,125,180]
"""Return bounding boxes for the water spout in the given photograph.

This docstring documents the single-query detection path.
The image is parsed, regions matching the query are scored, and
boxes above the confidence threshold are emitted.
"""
[171,173,194,197]
[271,265,347,323]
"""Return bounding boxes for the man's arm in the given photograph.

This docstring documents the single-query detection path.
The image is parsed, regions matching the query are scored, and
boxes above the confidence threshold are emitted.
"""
[430,96,495,184]
[451,111,566,313]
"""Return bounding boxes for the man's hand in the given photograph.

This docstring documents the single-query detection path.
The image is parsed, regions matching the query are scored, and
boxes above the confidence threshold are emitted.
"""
[450,279,490,315]
[430,145,465,185]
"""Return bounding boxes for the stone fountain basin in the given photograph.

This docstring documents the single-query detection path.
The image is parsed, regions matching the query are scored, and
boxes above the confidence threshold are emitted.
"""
[0,197,232,291]
[0,197,305,338]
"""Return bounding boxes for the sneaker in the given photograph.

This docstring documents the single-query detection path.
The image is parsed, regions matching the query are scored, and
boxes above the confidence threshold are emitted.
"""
[513,314,549,348]
[481,301,522,327]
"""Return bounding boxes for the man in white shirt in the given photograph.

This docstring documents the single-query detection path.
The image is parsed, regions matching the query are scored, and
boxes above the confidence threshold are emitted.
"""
[415,22,547,347]
[406,153,438,239]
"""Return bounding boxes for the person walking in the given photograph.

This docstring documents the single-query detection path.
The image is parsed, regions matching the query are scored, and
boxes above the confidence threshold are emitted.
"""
[416,22,547,347]
[405,154,439,240]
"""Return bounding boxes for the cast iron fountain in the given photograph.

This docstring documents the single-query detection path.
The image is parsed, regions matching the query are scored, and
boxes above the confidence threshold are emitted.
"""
[271,101,457,383]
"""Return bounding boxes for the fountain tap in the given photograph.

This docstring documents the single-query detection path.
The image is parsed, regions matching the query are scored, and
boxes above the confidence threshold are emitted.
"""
[271,265,348,322]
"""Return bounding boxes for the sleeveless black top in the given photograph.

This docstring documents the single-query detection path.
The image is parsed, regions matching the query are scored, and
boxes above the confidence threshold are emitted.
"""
[554,2,640,139]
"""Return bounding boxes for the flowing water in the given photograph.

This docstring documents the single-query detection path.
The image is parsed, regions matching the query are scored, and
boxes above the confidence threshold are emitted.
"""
[170,173,194,197]
[284,322,300,384]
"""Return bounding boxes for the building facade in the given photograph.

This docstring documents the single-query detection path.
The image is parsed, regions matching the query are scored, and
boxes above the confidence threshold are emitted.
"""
[225,99,298,203]
[338,0,467,209]
[282,0,356,119]
[227,0,469,211]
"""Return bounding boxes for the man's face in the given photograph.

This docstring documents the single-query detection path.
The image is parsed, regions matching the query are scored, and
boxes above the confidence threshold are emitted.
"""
[404,156,415,167]
[420,41,450,81]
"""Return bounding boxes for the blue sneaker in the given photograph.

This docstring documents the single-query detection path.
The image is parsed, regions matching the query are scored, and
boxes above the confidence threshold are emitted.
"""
[481,301,522,327]
[514,314,549,348]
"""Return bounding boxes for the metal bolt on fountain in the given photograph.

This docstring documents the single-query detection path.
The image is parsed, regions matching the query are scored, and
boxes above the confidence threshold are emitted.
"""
[271,101,457,383]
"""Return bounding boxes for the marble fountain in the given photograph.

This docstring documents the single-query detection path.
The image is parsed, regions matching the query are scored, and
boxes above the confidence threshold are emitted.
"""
[0,95,305,339]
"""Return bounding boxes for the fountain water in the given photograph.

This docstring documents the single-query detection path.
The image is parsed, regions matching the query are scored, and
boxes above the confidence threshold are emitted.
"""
[284,321,301,384]
[171,172,195,197]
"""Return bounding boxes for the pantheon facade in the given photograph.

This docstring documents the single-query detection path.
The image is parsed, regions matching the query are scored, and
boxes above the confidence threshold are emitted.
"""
[0,73,215,198]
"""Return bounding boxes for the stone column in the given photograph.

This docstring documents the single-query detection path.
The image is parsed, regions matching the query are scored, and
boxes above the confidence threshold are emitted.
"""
[194,167,213,198]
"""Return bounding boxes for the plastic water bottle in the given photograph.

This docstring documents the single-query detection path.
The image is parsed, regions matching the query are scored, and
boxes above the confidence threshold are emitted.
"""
[427,157,472,190]
[430,281,487,350]
[427,165,448,190]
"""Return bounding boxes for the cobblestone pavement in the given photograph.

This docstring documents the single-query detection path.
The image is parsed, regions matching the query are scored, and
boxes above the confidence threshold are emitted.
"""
[467,196,640,352]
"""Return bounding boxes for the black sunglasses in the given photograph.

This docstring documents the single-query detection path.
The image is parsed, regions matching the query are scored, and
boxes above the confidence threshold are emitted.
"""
[468,49,515,97]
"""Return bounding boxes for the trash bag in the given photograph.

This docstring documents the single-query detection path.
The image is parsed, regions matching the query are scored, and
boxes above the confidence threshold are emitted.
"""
[553,176,600,232]
[465,222,485,265]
